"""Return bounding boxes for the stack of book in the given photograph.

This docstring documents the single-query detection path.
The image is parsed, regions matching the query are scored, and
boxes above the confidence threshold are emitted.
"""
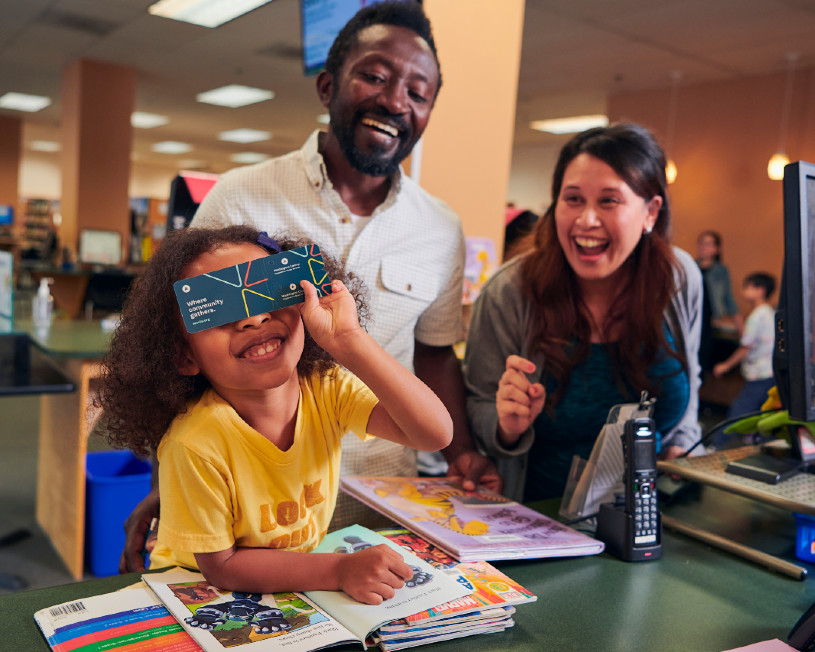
[36,482,599,651]
[373,528,537,650]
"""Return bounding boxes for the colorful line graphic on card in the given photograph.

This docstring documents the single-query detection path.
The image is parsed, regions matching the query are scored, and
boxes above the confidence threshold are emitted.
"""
[174,244,332,333]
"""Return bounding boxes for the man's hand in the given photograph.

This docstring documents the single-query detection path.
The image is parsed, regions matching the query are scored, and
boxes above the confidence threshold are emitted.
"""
[336,544,413,604]
[446,450,502,493]
[119,488,159,573]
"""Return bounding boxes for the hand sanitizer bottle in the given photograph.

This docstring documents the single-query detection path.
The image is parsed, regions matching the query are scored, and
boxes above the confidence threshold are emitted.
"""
[32,277,54,328]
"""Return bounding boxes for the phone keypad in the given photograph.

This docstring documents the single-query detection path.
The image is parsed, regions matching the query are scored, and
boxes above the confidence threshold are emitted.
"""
[633,478,658,545]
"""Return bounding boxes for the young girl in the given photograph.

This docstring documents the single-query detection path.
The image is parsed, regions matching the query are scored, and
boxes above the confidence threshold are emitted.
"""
[97,225,453,605]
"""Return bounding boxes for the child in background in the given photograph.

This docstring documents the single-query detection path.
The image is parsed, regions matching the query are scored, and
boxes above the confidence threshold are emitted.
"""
[96,225,452,604]
[713,272,777,444]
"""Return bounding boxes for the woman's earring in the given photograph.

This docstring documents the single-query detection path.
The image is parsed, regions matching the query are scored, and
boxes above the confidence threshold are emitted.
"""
[644,225,654,235]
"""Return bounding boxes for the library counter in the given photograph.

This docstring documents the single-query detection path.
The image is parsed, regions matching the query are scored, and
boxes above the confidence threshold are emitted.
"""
[2,490,812,651]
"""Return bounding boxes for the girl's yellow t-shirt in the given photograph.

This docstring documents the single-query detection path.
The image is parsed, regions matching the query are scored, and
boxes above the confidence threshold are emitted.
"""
[149,368,377,571]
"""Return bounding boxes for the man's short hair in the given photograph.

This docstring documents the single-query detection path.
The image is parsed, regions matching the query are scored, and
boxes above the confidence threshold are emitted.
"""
[745,272,776,299]
[324,1,441,90]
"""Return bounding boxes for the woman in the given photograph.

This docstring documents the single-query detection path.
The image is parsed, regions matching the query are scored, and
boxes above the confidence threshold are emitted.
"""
[464,124,703,502]
[696,230,742,371]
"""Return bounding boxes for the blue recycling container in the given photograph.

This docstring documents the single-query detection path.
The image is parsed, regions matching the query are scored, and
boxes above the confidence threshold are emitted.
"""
[85,450,152,577]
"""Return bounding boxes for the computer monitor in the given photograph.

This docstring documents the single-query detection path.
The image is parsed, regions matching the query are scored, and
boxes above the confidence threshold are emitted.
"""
[0,205,13,227]
[300,0,420,76]
[727,161,815,483]
[774,160,815,461]
[79,229,123,266]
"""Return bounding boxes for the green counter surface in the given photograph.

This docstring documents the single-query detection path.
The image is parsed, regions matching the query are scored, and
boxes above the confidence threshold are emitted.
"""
[2,489,813,651]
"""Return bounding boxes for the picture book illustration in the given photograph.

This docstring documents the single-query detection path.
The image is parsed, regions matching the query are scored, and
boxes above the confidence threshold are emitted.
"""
[161,579,323,648]
[340,476,604,561]
[175,243,332,333]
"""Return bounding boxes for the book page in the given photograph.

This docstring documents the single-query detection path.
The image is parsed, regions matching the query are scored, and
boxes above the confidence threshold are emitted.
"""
[144,569,360,652]
[303,525,472,643]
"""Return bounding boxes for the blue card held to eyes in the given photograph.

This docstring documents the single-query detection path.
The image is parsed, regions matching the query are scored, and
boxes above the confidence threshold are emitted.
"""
[174,244,332,333]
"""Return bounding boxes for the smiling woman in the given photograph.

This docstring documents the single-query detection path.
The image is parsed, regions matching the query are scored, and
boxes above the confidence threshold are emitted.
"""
[463,123,704,503]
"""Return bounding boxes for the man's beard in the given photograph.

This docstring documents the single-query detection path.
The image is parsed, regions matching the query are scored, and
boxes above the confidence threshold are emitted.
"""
[332,108,414,177]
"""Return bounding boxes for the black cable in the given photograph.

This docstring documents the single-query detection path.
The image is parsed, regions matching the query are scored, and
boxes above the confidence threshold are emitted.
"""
[680,409,782,458]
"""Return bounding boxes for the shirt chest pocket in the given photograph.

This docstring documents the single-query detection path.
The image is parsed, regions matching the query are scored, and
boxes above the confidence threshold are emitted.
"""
[380,256,441,305]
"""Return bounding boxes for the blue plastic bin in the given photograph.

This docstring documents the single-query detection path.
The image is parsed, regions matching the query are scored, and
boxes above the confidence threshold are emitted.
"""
[85,450,152,577]
[795,513,815,563]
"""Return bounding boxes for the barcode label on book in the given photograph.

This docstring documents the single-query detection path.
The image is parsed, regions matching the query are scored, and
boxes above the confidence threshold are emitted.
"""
[478,534,524,542]
[50,601,87,618]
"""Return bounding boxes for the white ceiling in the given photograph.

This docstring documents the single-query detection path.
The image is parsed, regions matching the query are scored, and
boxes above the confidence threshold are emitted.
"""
[2,0,815,173]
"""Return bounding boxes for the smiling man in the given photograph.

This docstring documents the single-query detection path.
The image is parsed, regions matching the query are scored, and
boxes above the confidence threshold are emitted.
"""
[120,2,500,571]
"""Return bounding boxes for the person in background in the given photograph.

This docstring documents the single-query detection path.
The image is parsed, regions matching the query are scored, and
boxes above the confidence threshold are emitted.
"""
[119,1,499,572]
[712,272,777,446]
[696,230,742,371]
[464,123,703,502]
[503,205,538,261]
[97,226,452,603]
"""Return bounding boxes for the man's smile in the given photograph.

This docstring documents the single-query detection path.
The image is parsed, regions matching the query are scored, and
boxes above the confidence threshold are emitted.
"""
[361,117,400,138]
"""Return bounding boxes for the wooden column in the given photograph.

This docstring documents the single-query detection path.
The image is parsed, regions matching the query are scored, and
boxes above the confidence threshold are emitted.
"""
[0,115,21,210]
[61,59,134,263]
[420,0,526,252]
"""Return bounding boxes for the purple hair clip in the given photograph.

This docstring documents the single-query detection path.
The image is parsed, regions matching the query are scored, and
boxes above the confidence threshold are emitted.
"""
[257,231,282,253]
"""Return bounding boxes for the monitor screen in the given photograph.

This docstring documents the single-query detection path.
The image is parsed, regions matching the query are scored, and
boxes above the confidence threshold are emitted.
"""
[301,0,419,76]
[79,229,123,266]
[0,205,13,226]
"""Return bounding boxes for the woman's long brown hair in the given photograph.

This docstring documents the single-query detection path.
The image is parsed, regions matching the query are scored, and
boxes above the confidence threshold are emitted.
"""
[519,123,685,409]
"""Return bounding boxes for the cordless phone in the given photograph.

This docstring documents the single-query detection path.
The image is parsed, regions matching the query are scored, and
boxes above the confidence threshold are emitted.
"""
[596,411,663,561]
[623,417,661,549]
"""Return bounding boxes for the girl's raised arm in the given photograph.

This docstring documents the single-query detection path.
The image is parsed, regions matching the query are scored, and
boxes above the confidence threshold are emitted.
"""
[299,280,453,452]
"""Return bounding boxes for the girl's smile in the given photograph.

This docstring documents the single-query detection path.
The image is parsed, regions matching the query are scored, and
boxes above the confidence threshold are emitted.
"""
[176,243,306,401]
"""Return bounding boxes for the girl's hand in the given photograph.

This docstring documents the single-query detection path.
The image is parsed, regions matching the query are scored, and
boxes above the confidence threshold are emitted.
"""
[336,544,413,604]
[299,279,361,351]
[496,354,545,444]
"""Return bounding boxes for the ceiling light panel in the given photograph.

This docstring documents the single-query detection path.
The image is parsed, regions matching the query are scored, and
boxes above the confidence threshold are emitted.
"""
[218,129,270,143]
[196,85,274,108]
[148,0,275,29]
[30,140,61,152]
[132,112,170,128]
[529,114,609,135]
[0,92,52,112]
[151,141,193,154]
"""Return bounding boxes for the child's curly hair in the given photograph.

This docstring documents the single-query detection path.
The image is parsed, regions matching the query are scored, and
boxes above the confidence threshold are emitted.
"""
[96,225,369,457]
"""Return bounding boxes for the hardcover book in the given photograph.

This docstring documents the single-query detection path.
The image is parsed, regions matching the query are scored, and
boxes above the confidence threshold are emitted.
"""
[340,476,604,562]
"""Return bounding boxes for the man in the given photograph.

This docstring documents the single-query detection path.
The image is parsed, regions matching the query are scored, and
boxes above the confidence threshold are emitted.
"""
[121,1,499,572]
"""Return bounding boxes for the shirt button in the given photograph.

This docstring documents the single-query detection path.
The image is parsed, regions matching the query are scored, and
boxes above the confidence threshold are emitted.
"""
[406,283,412,291]
[340,216,351,224]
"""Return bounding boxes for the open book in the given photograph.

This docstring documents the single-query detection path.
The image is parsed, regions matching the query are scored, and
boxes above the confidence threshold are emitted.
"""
[340,476,604,561]
[142,525,471,651]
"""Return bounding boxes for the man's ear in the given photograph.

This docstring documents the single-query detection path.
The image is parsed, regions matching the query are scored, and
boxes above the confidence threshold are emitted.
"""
[176,347,200,377]
[316,70,333,109]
